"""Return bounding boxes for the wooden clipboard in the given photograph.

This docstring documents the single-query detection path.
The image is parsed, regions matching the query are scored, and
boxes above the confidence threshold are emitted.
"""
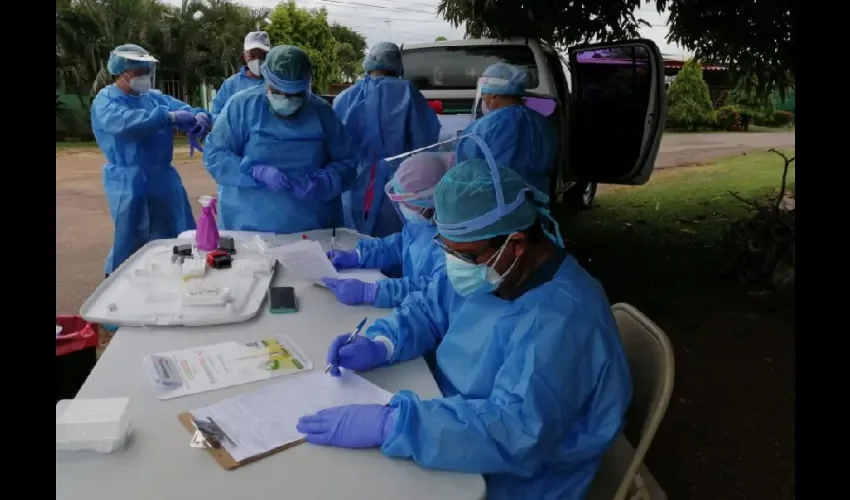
[177,412,307,470]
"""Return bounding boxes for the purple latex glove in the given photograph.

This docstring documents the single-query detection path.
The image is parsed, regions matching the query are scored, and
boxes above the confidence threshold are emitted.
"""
[188,133,204,156]
[524,97,558,117]
[170,110,196,130]
[325,333,387,377]
[252,165,291,191]
[326,249,360,270]
[296,404,397,448]
[290,170,334,200]
[193,112,211,133]
[321,278,378,306]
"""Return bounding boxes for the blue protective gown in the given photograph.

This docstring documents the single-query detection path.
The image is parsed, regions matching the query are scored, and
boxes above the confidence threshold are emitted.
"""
[203,87,358,233]
[367,253,632,500]
[333,76,441,238]
[355,222,444,308]
[210,67,265,120]
[91,85,203,274]
[458,104,557,194]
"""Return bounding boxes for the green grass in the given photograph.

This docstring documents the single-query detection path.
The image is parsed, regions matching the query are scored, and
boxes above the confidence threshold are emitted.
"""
[562,149,795,301]
[665,124,794,134]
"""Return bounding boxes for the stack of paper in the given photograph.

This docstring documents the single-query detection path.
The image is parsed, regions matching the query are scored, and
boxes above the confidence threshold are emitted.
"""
[189,371,393,462]
[270,240,385,286]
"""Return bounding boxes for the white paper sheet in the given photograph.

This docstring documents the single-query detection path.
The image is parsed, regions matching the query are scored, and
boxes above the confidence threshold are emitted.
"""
[270,240,386,286]
[189,371,393,462]
[144,335,313,400]
[270,240,339,285]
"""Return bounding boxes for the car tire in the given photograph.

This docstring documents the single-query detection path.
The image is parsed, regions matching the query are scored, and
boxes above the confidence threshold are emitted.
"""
[563,181,597,211]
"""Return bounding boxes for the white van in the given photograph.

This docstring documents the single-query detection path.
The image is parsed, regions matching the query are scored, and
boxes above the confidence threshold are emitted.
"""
[399,38,667,211]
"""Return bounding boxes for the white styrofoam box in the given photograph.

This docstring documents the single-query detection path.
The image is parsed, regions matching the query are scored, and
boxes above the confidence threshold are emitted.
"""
[56,398,132,453]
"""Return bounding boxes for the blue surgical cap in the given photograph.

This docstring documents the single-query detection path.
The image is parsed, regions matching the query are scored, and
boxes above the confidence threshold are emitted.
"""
[262,45,312,93]
[363,42,404,76]
[434,159,541,242]
[107,44,154,76]
[479,62,529,96]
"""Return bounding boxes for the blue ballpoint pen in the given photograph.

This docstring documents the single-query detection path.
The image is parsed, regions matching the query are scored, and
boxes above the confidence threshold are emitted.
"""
[325,317,368,374]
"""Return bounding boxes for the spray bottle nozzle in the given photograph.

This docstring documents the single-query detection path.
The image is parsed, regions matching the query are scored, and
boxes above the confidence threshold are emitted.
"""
[199,195,217,214]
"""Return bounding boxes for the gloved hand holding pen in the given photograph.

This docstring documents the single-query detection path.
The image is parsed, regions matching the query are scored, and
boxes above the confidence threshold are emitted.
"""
[324,334,387,377]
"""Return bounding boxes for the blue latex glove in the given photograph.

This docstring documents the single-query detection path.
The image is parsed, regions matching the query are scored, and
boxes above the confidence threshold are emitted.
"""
[290,170,334,200]
[296,404,397,448]
[252,165,291,191]
[170,110,196,130]
[325,333,388,377]
[321,278,378,306]
[327,249,360,270]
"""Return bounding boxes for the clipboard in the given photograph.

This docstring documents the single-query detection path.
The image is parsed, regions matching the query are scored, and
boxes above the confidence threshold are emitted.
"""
[177,411,306,470]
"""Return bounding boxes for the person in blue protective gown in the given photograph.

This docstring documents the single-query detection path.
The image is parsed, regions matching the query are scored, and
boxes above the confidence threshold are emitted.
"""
[203,45,358,234]
[297,156,633,500]
[320,152,453,308]
[91,43,211,276]
[209,31,270,120]
[333,42,442,238]
[457,62,557,194]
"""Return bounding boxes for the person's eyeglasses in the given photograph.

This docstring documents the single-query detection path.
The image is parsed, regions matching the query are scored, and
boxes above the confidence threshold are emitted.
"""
[432,234,492,265]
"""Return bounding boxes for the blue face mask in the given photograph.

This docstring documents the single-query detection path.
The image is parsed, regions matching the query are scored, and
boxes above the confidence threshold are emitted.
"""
[444,239,517,297]
[267,92,304,117]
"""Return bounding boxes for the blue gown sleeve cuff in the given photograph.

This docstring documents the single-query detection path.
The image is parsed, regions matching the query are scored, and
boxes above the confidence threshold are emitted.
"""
[380,392,415,458]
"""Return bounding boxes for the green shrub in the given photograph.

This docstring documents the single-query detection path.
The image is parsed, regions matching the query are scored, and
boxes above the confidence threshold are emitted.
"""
[727,74,774,131]
[73,117,96,142]
[716,105,744,131]
[56,121,69,142]
[772,110,794,127]
[666,59,715,130]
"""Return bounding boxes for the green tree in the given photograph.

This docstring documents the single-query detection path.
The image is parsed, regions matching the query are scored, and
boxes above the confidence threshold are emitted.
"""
[727,74,774,130]
[266,1,340,93]
[55,0,266,103]
[666,59,714,130]
[435,36,448,41]
[330,23,367,82]
[436,0,795,95]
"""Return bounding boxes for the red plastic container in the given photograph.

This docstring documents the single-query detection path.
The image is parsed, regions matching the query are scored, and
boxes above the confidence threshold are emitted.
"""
[56,316,99,402]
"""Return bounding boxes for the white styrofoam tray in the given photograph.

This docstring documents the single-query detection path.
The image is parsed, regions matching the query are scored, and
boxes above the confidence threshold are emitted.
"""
[176,227,373,250]
[80,238,276,327]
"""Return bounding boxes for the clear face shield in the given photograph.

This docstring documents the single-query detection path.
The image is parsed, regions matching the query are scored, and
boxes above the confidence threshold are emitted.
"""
[471,76,558,119]
[378,137,461,226]
[113,50,158,94]
[261,63,313,117]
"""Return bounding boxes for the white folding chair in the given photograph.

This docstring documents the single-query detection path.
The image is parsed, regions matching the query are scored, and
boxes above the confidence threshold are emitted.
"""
[586,303,675,500]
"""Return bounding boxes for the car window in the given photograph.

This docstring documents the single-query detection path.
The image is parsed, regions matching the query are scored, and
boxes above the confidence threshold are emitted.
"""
[573,46,651,100]
[402,45,540,91]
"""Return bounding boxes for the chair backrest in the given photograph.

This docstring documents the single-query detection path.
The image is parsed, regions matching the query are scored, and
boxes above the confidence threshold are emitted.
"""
[600,303,675,500]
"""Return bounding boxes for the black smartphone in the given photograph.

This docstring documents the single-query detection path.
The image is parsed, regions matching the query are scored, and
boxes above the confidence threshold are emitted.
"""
[269,286,297,314]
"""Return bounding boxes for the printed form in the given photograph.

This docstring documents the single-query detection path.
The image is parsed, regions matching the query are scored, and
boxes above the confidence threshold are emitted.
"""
[189,370,394,462]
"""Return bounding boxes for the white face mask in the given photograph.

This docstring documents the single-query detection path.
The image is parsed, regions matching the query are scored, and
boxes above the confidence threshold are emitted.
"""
[247,59,262,76]
[128,75,152,94]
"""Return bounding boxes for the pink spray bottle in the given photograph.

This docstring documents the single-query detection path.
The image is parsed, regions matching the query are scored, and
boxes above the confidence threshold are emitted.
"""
[195,195,220,251]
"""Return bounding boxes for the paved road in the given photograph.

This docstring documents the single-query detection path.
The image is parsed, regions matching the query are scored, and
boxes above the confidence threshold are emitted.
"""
[55,131,796,315]
[655,130,796,169]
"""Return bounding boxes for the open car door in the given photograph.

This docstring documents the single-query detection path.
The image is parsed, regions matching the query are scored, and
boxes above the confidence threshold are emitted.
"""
[566,39,666,186]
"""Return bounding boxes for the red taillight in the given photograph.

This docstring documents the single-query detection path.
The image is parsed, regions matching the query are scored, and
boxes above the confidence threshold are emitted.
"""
[427,100,444,114]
